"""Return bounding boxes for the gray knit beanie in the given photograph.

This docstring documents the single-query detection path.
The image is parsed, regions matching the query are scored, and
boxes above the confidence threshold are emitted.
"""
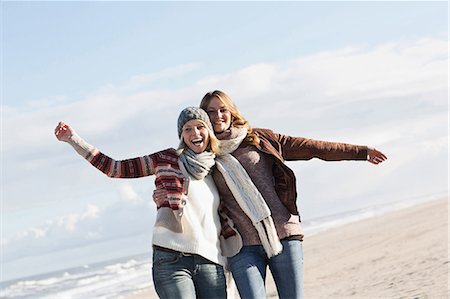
[177,107,213,138]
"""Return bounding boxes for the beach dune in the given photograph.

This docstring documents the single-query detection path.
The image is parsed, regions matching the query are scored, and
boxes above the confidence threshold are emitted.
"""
[126,198,449,298]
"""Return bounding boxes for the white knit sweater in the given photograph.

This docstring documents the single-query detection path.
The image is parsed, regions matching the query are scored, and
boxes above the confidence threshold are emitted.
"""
[152,164,225,266]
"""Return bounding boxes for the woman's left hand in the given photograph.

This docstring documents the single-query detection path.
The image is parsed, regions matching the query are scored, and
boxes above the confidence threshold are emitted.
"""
[367,148,387,165]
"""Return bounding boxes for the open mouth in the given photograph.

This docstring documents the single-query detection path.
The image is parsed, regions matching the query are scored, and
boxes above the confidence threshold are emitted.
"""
[191,138,204,146]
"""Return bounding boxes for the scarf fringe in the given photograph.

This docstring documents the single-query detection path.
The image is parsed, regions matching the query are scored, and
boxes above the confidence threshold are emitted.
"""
[255,218,283,258]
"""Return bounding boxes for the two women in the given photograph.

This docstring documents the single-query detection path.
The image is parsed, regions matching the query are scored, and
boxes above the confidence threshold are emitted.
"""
[55,107,227,299]
[56,92,387,299]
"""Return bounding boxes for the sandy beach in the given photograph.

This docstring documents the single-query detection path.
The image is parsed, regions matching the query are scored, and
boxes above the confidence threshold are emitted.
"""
[125,198,449,298]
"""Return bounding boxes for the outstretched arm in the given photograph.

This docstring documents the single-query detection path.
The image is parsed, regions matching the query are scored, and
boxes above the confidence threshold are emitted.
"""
[256,128,387,164]
[257,128,368,161]
[55,121,99,160]
[54,121,155,178]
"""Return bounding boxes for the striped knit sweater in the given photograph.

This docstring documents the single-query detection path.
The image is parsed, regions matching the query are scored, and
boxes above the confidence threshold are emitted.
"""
[68,133,187,215]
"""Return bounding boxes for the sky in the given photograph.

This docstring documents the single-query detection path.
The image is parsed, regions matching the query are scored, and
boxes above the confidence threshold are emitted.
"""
[1,1,448,281]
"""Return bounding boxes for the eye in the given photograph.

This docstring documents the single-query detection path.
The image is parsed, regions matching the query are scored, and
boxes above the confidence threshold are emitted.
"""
[220,108,229,113]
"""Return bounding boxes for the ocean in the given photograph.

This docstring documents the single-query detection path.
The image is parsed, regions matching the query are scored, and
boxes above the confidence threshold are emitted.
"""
[0,196,438,299]
[0,253,152,299]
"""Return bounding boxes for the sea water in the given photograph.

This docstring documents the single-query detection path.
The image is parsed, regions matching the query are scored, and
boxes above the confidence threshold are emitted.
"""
[0,253,152,299]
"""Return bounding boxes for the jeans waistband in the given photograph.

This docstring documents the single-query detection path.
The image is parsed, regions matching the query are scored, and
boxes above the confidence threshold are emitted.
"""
[153,245,193,256]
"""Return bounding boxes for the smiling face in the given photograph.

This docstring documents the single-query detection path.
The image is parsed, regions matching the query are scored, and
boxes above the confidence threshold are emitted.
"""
[205,96,233,134]
[181,119,210,153]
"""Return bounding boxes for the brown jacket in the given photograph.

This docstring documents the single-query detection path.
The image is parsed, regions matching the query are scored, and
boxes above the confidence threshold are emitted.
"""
[218,128,368,256]
[253,128,368,217]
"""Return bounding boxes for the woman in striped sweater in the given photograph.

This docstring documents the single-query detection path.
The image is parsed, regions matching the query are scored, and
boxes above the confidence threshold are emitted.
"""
[54,107,227,299]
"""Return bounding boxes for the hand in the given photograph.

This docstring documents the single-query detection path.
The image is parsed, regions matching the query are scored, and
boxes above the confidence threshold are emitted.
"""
[54,121,75,142]
[367,148,387,165]
[153,188,169,208]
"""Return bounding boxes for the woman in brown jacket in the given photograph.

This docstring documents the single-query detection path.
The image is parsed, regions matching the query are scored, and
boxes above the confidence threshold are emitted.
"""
[204,90,387,299]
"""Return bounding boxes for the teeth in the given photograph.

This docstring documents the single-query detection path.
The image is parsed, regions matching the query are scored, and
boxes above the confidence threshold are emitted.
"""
[191,139,203,144]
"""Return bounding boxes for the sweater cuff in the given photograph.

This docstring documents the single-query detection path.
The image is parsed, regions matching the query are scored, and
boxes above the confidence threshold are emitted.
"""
[362,146,369,160]
[68,132,99,161]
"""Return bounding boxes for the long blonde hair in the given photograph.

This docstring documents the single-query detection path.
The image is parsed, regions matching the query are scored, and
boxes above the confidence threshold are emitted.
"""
[178,119,220,154]
[200,90,260,146]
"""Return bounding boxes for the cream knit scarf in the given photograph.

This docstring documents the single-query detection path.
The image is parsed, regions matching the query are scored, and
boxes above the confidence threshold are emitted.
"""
[216,127,283,258]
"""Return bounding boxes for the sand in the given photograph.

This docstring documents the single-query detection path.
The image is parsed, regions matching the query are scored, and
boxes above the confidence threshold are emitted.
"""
[125,198,449,298]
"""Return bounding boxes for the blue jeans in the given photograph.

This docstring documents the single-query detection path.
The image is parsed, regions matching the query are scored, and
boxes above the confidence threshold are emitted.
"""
[152,247,227,299]
[228,239,304,299]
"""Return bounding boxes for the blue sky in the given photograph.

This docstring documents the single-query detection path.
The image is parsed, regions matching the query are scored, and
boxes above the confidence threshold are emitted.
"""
[2,1,448,281]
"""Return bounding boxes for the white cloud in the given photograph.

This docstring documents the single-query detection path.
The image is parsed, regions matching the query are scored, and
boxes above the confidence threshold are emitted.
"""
[197,63,279,96]
[118,182,143,203]
[53,204,100,232]
[3,201,154,262]
[14,204,100,242]
[123,63,200,91]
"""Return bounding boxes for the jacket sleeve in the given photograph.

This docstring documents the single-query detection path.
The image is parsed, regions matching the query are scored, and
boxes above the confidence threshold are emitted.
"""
[257,128,368,161]
[67,132,155,178]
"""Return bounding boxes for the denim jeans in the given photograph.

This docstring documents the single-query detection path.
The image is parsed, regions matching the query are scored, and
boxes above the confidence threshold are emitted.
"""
[228,239,304,299]
[152,247,227,299]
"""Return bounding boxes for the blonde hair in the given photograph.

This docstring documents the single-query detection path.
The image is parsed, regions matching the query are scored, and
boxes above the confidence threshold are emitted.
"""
[200,90,260,146]
[178,120,220,154]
